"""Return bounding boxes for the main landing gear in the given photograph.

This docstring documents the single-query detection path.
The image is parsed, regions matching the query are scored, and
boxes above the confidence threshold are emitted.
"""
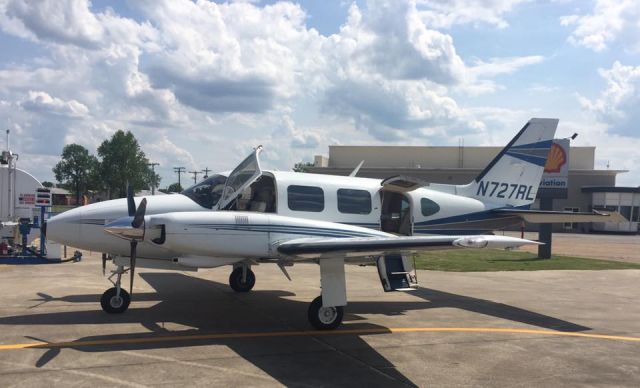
[308,296,344,330]
[101,264,131,314]
[229,265,256,292]
[99,260,348,331]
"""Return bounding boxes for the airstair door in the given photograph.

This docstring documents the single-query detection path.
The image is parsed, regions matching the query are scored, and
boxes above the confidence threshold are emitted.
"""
[376,253,418,292]
[216,146,263,210]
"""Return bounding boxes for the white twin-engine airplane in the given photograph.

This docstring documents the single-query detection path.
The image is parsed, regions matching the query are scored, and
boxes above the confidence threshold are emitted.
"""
[46,118,616,329]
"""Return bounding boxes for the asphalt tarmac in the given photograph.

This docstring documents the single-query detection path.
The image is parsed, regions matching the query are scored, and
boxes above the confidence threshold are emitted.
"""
[0,254,638,387]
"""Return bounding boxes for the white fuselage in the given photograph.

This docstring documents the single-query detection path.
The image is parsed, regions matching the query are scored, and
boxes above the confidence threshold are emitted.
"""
[46,170,516,265]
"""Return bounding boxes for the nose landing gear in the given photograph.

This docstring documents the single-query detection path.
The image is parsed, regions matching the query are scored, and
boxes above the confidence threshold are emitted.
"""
[101,287,130,313]
[101,264,131,314]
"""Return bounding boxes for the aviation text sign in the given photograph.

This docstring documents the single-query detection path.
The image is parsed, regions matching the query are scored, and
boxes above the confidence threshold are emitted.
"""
[538,138,569,198]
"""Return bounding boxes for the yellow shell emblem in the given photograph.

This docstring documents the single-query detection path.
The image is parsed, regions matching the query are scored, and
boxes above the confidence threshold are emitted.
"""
[544,143,566,173]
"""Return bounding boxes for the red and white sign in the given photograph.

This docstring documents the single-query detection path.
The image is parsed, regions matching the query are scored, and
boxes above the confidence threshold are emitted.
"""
[18,193,35,205]
[540,138,569,190]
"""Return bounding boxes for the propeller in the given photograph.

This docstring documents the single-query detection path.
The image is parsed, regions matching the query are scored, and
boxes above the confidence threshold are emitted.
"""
[103,185,147,295]
[127,185,136,216]
[128,197,146,295]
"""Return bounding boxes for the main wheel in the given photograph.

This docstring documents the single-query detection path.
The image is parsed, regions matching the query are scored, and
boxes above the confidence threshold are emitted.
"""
[229,267,256,292]
[100,287,130,314]
[307,296,344,330]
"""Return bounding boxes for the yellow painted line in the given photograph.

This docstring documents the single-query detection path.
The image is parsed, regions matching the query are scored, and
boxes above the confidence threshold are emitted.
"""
[0,327,638,351]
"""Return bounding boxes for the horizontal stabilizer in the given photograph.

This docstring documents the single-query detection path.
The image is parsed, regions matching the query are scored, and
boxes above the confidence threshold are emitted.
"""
[491,209,626,223]
[277,235,539,259]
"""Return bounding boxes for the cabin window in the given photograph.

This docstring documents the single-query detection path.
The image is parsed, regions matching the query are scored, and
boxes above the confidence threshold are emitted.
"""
[420,198,440,217]
[337,189,372,214]
[288,185,324,212]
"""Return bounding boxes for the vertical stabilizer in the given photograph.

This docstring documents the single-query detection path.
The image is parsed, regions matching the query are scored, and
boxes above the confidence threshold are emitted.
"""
[457,118,559,207]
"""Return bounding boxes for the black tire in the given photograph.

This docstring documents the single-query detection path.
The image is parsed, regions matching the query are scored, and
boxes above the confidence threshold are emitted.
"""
[307,296,344,330]
[100,287,130,314]
[229,267,256,292]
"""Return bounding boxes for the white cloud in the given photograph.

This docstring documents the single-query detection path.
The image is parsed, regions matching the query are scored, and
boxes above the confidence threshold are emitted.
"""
[0,0,556,184]
[469,55,544,78]
[145,136,197,171]
[417,0,529,29]
[137,0,324,113]
[20,90,89,118]
[560,0,640,52]
[579,61,640,136]
[461,55,544,95]
[2,0,158,49]
[559,118,640,186]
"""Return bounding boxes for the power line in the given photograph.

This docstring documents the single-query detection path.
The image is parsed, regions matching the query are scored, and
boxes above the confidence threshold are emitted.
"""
[188,170,201,184]
[202,167,211,180]
[147,162,159,195]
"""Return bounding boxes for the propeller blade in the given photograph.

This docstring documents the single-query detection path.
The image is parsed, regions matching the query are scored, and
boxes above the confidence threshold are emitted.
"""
[101,253,107,276]
[129,241,137,295]
[127,185,135,217]
[132,198,147,228]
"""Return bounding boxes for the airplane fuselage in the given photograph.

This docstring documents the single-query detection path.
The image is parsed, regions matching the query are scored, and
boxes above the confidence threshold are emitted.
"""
[47,170,522,263]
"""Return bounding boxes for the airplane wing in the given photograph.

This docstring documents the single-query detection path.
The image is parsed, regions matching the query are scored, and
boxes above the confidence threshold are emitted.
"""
[491,209,626,224]
[276,235,539,259]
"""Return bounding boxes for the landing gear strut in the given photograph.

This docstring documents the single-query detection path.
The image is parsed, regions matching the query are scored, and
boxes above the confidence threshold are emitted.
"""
[101,264,131,314]
[229,265,255,292]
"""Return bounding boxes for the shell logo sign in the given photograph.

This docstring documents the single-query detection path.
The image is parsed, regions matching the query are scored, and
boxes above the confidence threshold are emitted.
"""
[543,143,567,173]
[539,138,569,197]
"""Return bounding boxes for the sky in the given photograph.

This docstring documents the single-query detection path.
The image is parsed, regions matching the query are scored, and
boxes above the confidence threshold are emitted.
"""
[0,0,639,188]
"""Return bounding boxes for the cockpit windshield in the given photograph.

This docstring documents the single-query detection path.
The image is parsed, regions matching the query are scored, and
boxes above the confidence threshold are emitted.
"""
[181,174,228,209]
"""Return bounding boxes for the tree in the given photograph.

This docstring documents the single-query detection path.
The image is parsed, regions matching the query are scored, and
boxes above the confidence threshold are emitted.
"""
[97,130,153,199]
[293,161,314,172]
[167,182,183,193]
[53,144,99,205]
[41,181,54,188]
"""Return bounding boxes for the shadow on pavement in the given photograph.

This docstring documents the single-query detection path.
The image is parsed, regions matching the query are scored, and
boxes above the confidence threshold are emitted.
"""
[0,272,591,386]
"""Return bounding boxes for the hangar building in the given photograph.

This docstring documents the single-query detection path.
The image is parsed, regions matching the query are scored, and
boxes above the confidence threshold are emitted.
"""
[309,145,635,233]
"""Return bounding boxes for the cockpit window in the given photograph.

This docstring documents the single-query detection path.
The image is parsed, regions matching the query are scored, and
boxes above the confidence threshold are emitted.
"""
[181,174,227,209]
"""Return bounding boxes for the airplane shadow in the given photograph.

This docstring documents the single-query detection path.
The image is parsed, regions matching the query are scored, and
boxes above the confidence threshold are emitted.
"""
[0,272,591,387]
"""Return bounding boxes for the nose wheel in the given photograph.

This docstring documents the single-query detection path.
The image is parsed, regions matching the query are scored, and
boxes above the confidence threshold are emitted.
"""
[308,296,344,330]
[229,266,256,292]
[101,264,132,314]
[101,287,130,313]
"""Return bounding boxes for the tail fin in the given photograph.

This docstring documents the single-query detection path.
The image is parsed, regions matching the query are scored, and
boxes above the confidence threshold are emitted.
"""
[457,118,559,207]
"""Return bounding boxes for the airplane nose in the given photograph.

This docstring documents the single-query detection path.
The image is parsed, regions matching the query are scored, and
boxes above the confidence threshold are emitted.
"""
[46,207,84,245]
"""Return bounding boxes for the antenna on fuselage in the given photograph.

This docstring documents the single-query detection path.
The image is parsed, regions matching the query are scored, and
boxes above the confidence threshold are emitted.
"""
[349,160,365,177]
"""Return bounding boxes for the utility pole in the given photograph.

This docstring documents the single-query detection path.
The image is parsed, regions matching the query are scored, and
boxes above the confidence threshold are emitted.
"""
[147,162,159,195]
[202,167,211,180]
[189,170,201,184]
[173,166,186,192]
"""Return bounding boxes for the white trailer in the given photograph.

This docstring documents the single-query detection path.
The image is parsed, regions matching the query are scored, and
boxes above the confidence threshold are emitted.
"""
[1,151,43,240]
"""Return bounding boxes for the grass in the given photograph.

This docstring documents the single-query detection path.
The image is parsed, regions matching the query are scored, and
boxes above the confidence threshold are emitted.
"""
[413,249,640,272]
